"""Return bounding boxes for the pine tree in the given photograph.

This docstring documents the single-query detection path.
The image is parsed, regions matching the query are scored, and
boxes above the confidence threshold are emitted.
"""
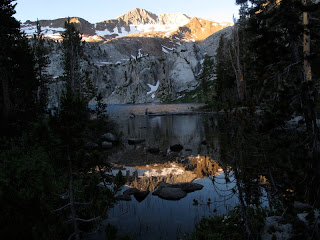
[214,34,236,108]
[0,0,38,134]
[32,19,50,112]
[51,87,90,240]
[230,23,246,102]
[61,18,83,96]
[50,19,114,240]
[199,55,215,103]
[53,19,87,240]
[234,0,320,205]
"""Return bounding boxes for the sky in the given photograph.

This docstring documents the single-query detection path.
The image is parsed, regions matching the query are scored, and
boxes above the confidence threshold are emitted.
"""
[14,0,239,24]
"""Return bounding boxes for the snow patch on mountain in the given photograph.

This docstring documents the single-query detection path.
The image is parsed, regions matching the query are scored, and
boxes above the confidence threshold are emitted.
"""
[158,13,191,26]
[22,24,65,36]
[96,26,138,37]
[21,9,231,43]
[147,80,160,97]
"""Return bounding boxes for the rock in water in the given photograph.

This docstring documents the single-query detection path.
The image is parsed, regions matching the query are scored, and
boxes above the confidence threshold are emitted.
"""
[171,182,204,193]
[147,147,160,154]
[170,144,183,152]
[123,188,140,195]
[116,194,131,201]
[102,133,118,142]
[85,141,98,150]
[128,138,145,145]
[102,141,113,149]
[152,182,204,200]
[157,187,187,200]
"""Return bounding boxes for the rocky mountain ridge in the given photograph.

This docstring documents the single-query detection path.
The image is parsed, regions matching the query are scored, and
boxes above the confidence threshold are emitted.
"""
[21,8,231,42]
[27,8,233,106]
[45,25,232,107]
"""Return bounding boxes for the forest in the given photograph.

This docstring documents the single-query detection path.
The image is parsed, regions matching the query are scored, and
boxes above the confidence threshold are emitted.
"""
[195,0,320,239]
[1,0,320,239]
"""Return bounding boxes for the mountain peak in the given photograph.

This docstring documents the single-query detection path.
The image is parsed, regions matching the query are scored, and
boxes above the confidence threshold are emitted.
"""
[69,17,80,24]
[21,8,231,43]
[130,8,148,13]
[117,8,158,25]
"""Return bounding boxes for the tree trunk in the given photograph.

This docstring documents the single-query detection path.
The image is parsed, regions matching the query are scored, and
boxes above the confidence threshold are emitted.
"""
[1,73,12,127]
[301,0,320,203]
[229,23,246,103]
[68,146,80,240]
[302,0,312,82]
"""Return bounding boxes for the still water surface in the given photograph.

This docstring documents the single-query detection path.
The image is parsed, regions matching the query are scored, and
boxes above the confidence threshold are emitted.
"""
[96,103,239,239]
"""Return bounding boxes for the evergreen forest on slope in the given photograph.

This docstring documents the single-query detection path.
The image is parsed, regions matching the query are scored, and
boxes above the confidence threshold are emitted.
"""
[1,0,320,239]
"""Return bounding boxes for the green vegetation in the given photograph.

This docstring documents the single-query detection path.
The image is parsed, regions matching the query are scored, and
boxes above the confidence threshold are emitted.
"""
[162,86,204,103]
[189,206,268,240]
[0,5,124,239]
[105,224,135,240]
[1,0,320,239]
[199,56,215,103]
[189,105,320,239]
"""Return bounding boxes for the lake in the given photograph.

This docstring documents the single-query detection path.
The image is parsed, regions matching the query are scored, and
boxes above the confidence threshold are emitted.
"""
[92,103,263,239]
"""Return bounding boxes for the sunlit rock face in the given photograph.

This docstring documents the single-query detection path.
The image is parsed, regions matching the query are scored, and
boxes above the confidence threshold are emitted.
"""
[110,156,223,201]
[22,17,96,41]
[113,156,222,193]
[46,40,206,106]
[199,26,233,56]
[32,9,232,106]
[21,8,228,42]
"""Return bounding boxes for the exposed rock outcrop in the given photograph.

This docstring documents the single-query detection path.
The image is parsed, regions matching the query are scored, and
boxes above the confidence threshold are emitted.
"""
[152,182,203,200]
[21,8,229,43]
[128,138,146,145]
[170,144,184,152]
[37,10,232,107]
[102,133,118,142]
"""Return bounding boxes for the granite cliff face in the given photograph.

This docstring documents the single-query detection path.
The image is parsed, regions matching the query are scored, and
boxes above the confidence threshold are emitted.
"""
[29,9,232,106]
[45,28,232,107]
[168,17,231,42]
[88,43,203,105]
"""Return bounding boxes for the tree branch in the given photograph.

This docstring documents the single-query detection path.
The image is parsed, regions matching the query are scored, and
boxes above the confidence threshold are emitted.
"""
[51,203,71,212]
[68,232,76,240]
[75,200,93,206]
[75,216,101,223]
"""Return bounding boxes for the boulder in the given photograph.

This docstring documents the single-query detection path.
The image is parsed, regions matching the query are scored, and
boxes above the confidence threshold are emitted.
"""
[293,201,312,211]
[85,141,98,150]
[133,190,150,202]
[170,144,183,152]
[152,182,204,200]
[157,182,170,188]
[116,194,131,201]
[147,147,160,154]
[102,133,118,142]
[156,187,187,200]
[152,182,170,196]
[128,138,145,145]
[171,182,204,193]
[102,141,113,149]
[123,188,140,195]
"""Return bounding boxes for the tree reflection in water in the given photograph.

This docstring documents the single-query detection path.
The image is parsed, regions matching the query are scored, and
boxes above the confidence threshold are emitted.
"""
[197,109,320,239]
[102,104,319,239]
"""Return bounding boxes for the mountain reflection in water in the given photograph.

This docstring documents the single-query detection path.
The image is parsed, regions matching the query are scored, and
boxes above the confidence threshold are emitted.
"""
[86,104,242,240]
[111,155,223,192]
[107,103,217,161]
